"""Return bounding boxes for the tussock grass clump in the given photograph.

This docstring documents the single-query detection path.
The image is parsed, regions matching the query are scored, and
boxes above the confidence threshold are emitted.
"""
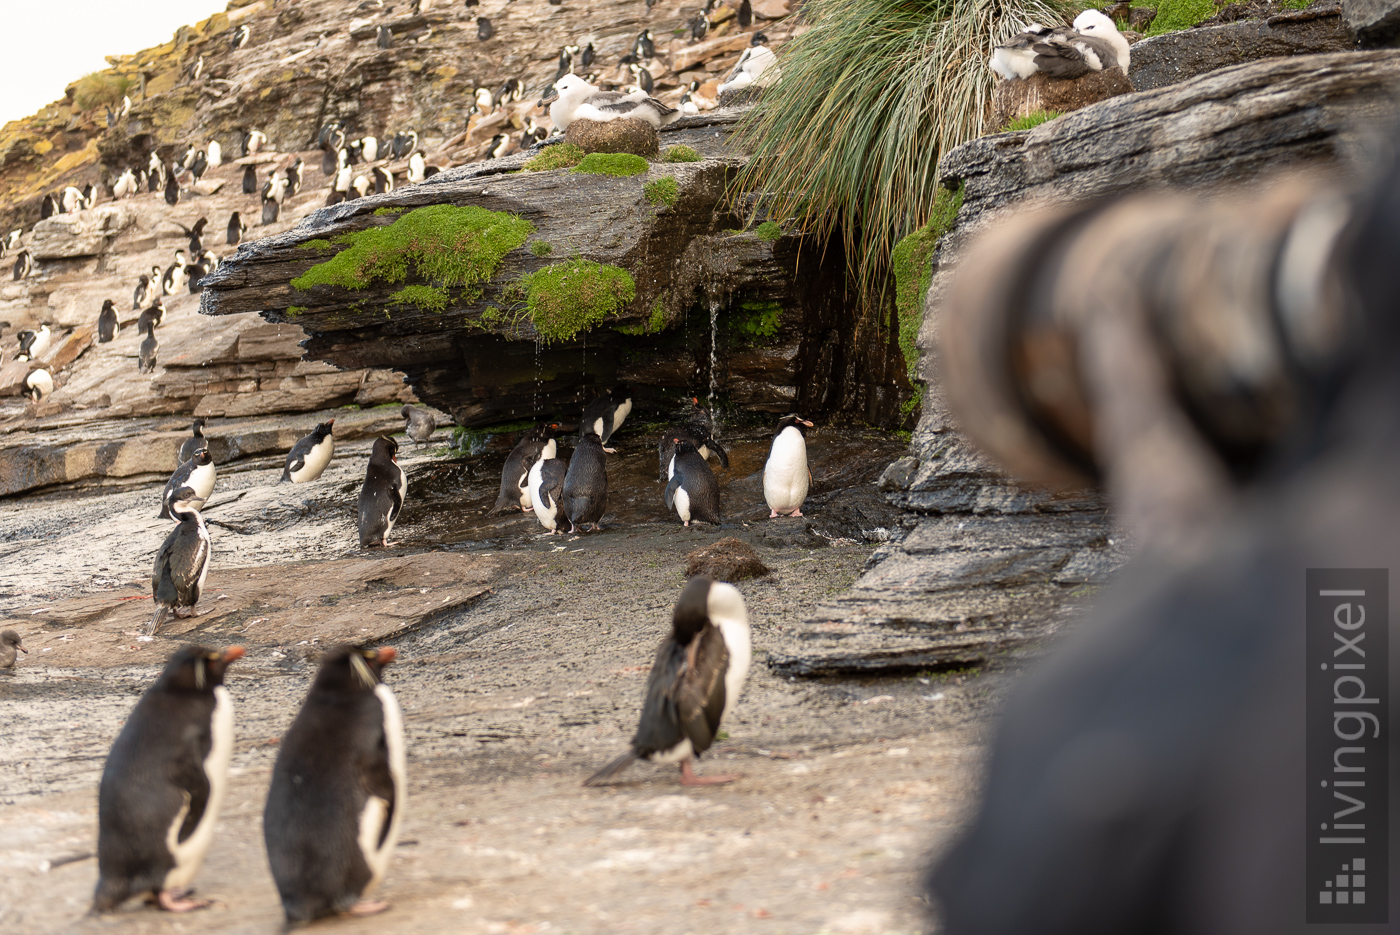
[1145,0,1214,33]
[524,143,586,171]
[519,258,636,343]
[290,205,534,304]
[73,72,132,112]
[1004,110,1064,131]
[573,153,649,177]
[733,0,1074,294]
[662,145,702,163]
[644,176,679,208]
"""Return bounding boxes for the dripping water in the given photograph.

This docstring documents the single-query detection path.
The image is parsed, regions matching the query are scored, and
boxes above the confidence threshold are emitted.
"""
[708,296,721,410]
[533,337,542,416]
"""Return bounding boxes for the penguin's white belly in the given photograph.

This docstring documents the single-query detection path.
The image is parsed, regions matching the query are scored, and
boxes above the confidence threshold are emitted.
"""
[361,684,406,893]
[188,462,216,502]
[610,399,632,436]
[193,524,211,596]
[291,436,334,482]
[666,454,676,479]
[164,685,233,891]
[674,485,691,524]
[515,470,532,510]
[763,429,809,512]
[528,462,558,530]
[591,416,605,438]
[648,737,694,765]
[384,467,407,537]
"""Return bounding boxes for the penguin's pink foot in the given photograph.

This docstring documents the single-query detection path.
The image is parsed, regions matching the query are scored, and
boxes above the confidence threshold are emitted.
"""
[679,759,740,786]
[603,446,618,454]
[158,889,213,912]
[348,899,390,916]
[768,509,780,518]
[789,509,804,517]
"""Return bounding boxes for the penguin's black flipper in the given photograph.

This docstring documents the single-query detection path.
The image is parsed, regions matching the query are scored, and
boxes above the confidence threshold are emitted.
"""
[707,438,729,469]
[678,624,730,756]
[583,750,639,787]
[664,473,682,511]
[538,458,567,510]
[280,455,304,482]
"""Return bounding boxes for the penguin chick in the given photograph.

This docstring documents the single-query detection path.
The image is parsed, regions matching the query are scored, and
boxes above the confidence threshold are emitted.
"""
[160,449,216,520]
[149,487,212,635]
[584,576,751,786]
[178,417,209,464]
[264,645,406,924]
[488,423,558,516]
[400,406,436,449]
[527,453,568,534]
[0,629,26,668]
[358,437,406,548]
[664,439,722,526]
[763,413,813,518]
[579,383,632,452]
[281,419,335,483]
[93,644,244,913]
[562,431,608,533]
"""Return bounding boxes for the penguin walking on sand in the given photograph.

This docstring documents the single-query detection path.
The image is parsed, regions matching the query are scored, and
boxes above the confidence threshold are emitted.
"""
[98,299,119,343]
[562,431,608,533]
[358,437,406,548]
[160,449,216,519]
[92,644,244,913]
[281,419,335,482]
[149,487,212,635]
[527,450,568,534]
[264,645,406,924]
[22,368,53,402]
[664,439,722,527]
[0,629,26,668]
[763,414,813,518]
[584,575,751,786]
[400,406,435,449]
[488,423,557,515]
[179,417,209,463]
[138,321,159,374]
[579,384,632,452]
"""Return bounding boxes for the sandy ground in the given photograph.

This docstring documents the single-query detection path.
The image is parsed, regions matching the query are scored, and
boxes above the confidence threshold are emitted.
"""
[0,423,1025,935]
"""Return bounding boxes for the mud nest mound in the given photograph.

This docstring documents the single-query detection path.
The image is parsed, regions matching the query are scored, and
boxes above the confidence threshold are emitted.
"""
[685,536,770,582]
[564,118,659,158]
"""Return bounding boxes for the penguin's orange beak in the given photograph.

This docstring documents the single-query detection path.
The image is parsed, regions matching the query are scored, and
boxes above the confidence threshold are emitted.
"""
[223,646,246,662]
[377,647,397,664]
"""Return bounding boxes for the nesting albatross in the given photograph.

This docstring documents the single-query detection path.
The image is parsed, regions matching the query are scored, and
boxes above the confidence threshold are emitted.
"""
[990,10,1130,80]
[540,74,678,132]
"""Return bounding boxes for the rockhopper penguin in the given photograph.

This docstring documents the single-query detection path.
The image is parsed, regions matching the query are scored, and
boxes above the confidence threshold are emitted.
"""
[98,299,119,343]
[763,414,814,518]
[584,575,751,786]
[657,398,728,481]
[178,417,209,463]
[664,439,722,526]
[22,368,53,402]
[92,644,244,913]
[160,448,216,519]
[562,431,608,533]
[281,419,335,482]
[264,645,406,923]
[138,320,159,374]
[579,384,632,452]
[149,487,212,635]
[0,629,26,668]
[528,451,569,534]
[358,437,406,548]
[488,423,558,516]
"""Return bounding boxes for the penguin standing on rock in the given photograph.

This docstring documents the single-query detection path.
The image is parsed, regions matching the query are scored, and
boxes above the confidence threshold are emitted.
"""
[164,169,180,207]
[488,423,557,515]
[133,274,152,310]
[138,297,166,333]
[17,324,50,360]
[0,629,26,668]
[149,487,212,635]
[400,406,436,449]
[358,437,406,548]
[658,398,728,480]
[98,299,119,342]
[562,431,608,533]
[22,368,54,402]
[179,417,209,463]
[242,163,257,195]
[584,575,751,786]
[160,449,216,519]
[92,644,244,913]
[12,249,32,280]
[528,450,568,534]
[281,419,335,482]
[227,211,246,246]
[763,414,813,518]
[264,645,406,924]
[579,384,632,452]
[664,439,722,527]
[138,320,159,374]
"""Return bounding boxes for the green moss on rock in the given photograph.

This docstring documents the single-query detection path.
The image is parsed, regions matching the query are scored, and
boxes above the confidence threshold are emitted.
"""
[530,240,553,257]
[520,258,636,344]
[572,153,649,177]
[755,220,783,242]
[524,143,586,171]
[390,284,450,313]
[615,295,669,335]
[290,204,534,305]
[890,184,963,384]
[662,145,702,163]
[644,175,679,208]
[1004,110,1063,132]
[731,300,783,340]
[302,239,337,253]
[1146,0,1215,34]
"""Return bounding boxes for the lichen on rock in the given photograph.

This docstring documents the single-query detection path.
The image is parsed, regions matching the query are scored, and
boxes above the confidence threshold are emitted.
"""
[518,257,636,344]
[290,204,534,305]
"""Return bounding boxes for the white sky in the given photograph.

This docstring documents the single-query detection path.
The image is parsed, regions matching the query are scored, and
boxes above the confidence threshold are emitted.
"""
[1,0,230,126]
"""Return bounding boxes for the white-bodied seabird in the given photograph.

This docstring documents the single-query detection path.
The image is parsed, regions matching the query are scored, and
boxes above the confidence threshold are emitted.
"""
[541,74,678,132]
